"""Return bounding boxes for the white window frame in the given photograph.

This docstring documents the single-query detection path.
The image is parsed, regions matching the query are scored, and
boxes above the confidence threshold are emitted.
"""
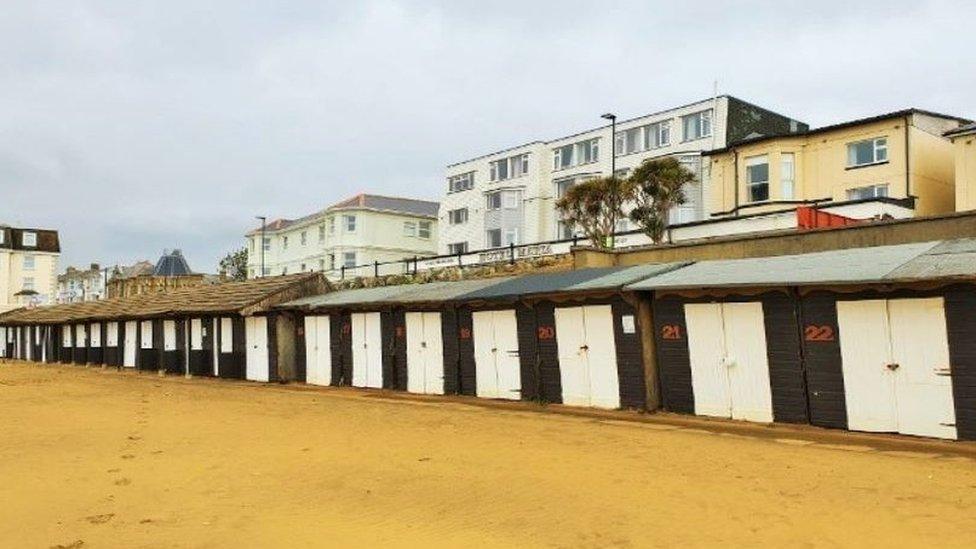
[23,254,35,271]
[342,251,357,268]
[503,228,520,246]
[781,152,796,200]
[282,236,288,249]
[22,231,37,247]
[22,276,34,291]
[847,138,888,168]
[300,231,307,246]
[318,225,325,242]
[486,192,502,211]
[682,109,713,142]
[448,242,468,255]
[745,155,770,203]
[344,215,357,232]
[448,172,475,193]
[403,221,417,237]
[418,221,432,239]
[262,237,271,252]
[490,154,529,182]
[486,229,502,248]
[502,191,519,210]
[448,208,468,225]
[846,184,890,201]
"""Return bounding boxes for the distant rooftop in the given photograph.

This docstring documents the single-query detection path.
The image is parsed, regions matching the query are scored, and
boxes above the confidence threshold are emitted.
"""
[153,249,193,276]
[247,193,439,235]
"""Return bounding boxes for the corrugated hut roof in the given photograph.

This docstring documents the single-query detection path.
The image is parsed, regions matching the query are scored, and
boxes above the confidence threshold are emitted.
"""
[279,277,513,310]
[624,240,976,291]
[0,273,325,325]
[459,263,688,301]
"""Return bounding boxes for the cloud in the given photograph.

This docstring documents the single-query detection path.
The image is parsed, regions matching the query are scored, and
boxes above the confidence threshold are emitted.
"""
[1,0,974,271]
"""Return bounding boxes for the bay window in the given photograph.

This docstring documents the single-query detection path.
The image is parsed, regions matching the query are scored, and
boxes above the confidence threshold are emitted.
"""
[745,155,769,202]
[490,153,529,181]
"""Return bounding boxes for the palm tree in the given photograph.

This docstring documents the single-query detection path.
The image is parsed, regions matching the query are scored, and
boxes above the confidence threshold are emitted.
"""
[627,157,695,244]
[555,176,630,250]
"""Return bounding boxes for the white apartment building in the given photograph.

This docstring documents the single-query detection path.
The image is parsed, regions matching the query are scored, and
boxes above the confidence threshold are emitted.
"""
[0,225,60,312]
[245,194,440,279]
[438,95,807,254]
[57,263,108,303]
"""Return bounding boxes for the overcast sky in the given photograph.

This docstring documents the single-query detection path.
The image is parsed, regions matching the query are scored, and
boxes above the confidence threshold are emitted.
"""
[2,1,974,272]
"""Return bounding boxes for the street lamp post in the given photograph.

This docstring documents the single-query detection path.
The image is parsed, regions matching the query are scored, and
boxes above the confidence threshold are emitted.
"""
[601,112,618,249]
[255,215,267,278]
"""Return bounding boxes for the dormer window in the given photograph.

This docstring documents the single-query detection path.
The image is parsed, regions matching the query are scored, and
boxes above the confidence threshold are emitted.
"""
[22,231,37,247]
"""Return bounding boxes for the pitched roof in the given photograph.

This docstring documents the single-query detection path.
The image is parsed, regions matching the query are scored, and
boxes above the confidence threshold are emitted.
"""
[0,273,326,325]
[326,194,439,218]
[459,263,687,301]
[153,250,193,276]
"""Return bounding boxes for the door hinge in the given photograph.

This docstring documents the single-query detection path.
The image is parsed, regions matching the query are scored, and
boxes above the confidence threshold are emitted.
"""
[934,367,952,377]
[940,422,956,427]
[885,363,900,371]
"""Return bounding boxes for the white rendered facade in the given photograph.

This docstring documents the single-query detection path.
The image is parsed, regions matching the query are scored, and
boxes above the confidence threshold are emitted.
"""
[245,194,440,280]
[0,226,60,312]
[439,96,806,254]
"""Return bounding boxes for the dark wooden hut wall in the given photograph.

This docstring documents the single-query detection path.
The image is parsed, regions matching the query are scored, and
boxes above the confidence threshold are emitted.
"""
[456,308,476,396]
[380,311,396,390]
[798,293,848,430]
[440,308,459,395]
[534,302,562,404]
[392,310,407,391]
[760,294,808,424]
[611,298,646,410]
[515,304,539,401]
[937,288,976,441]
[652,297,695,414]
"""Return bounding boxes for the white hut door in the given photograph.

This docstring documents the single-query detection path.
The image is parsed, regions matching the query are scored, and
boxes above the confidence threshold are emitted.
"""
[140,320,153,349]
[722,303,773,423]
[90,323,102,349]
[492,310,521,401]
[123,321,137,367]
[106,322,119,348]
[685,303,732,418]
[406,312,427,394]
[583,305,621,409]
[422,312,445,395]
[190,319,203,351]
[304,316,332,386]
[473,311,499,398]
[555,307,589,406]
[245,316,269,382]
[351,312,383,388]
[76,324,87,348]
[888,298,956,439]
[838,300,899,433]
[163,321,177,352]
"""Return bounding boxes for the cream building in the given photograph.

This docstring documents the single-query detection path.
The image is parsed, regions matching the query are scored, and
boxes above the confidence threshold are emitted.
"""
[439,95,808,254]
[946,122,976,212]
[246,194,440,279]
[0,225,60,312]
[701,109,968,235]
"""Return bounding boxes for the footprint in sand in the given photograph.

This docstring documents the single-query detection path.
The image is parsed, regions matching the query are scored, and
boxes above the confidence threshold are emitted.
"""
[114,478,131,486]
[84,513,114,524]
[127,435,142,441]
[120,454,135,460]
[49,540,84,549]
[106,468,120,473]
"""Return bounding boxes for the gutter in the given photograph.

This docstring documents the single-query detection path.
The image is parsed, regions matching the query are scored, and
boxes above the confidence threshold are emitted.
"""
[905,115,912,198]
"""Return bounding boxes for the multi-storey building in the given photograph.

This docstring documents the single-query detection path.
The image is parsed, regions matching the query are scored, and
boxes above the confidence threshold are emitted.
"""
[0,225,60,312]
[701,109,969,237]
[57,263,108,303]
[245,194,439,279]
[946,122,976,212]
[438,95,807,254]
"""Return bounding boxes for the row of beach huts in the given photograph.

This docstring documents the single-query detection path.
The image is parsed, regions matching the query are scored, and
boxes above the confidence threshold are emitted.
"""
[2,238,975,441]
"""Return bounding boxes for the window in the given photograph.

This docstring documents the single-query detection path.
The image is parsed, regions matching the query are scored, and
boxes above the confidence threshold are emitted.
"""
[344,215,357,232]
[282,236,288,249]
[555,177,576,200]
[282,266,288,275]
[490,153,529,182]
[644,120,671,149]
[343,252,357,268]
[300,231,307,245]
[22,277,34,290]
[0,231,4,244]
[262,237,271,251]
[262,267,271,276]
[682,109,713,141]
[250,239,255,253]
[403,221,417,237]
[448,242,468,255]
[23,255,35,271]
[615,127,642,156]
[318,259,325,271]
[847,138,888,167]
[448,208,468,225]
[22,231,37,247]
[300,263,306,271]
[745,155,770,202]
[486,192,502,210]
[553,139,599,169]
[486,229,502,248]
[329,254,336,270]
[847,184,889,200]
[318,225,325,242]
[448,172,475,193]
[329,217,336,235]
[781,153,796,200]
[418,221,432,239]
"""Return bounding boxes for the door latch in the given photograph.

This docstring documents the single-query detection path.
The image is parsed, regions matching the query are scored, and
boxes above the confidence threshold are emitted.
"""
[885,363,900,371]
[934,366,952,376]
[580,344,589,351]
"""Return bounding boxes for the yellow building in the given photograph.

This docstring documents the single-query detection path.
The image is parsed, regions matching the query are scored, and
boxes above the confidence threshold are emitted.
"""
[0,225,60,313]
[946,123,976,212]
[705,109,969,221]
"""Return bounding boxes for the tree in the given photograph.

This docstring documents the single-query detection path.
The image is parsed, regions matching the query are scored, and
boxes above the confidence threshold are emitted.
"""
[627,157,695,244]
[555,176,630,250]
[219,247,249,281]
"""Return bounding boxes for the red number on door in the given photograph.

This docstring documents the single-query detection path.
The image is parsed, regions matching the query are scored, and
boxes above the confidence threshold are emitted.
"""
[661,325,683,340]
[342,324,351,335]
[395,326,405,338]
[804,325,835,342]
[459,327,472,340]
[537,326,555,340]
